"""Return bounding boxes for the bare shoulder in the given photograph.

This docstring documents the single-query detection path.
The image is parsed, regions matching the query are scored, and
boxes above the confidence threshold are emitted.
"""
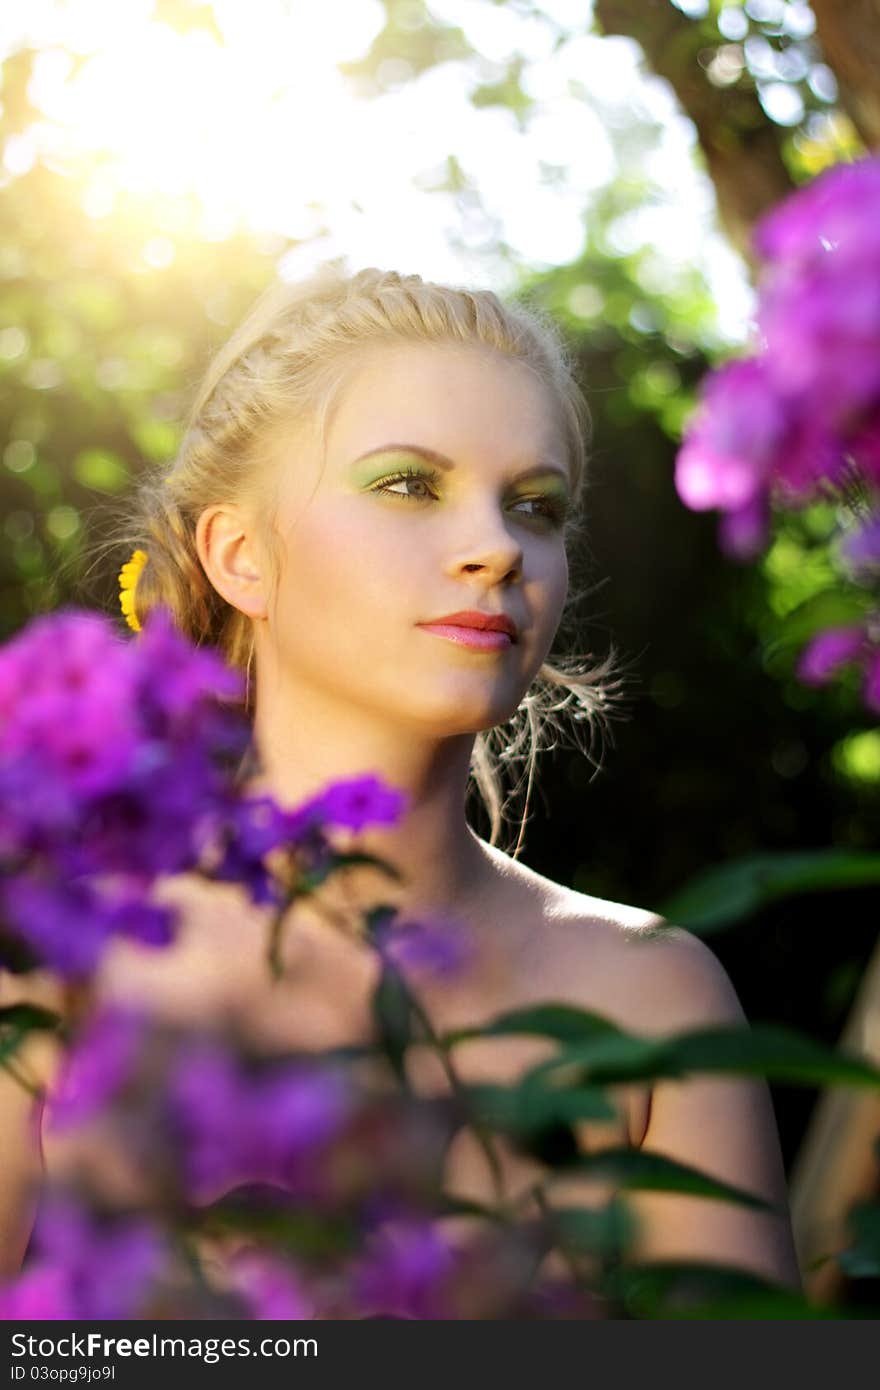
[482,844,745,1039]
[546,883,747,1038]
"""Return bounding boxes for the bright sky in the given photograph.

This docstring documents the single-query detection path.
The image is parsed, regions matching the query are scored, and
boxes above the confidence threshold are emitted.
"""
[0,0,754,345]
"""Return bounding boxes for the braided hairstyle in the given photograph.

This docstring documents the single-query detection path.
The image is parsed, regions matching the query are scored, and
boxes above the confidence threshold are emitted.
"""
[101,262,627,856]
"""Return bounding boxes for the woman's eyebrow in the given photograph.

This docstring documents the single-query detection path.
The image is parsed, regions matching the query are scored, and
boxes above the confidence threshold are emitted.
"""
[352,442,570,485]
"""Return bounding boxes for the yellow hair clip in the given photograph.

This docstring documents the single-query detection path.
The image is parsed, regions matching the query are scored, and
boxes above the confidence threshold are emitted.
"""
[118,548,148,633]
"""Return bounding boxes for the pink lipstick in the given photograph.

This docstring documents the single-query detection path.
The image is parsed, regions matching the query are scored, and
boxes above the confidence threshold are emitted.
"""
[417,624,513,651]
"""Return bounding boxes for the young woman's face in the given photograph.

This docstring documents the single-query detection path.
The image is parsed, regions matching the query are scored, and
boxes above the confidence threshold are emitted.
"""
[262,342,573,735]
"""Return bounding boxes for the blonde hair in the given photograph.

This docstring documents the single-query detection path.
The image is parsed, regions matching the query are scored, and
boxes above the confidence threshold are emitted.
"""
[92,263,629,857]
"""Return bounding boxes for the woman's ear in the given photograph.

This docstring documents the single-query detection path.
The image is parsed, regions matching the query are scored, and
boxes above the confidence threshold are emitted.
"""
[195,505,269,621]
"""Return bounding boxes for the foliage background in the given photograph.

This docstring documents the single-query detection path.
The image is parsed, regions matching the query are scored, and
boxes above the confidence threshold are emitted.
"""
[1,0,878,1302]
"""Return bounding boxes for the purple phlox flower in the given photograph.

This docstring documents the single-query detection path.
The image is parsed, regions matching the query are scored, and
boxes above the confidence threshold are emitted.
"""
[0,607,248,875]
[675,358,789,513]
[226,1248,315,1320]
[796,625,869,685]
[11,683,138,803]
[770,414,848,506]
[0,874,115,978]
[0,1263,75,1320]
[351,1215,457,1320]
[375,914,476,982]
[168,1045,242,1202]
[47,1004,148,1131]
[0,610,124,730]
[292,774,409,836]
[204,793,297,907]
[0,871,176,980]
[169,1045,352,1203]
[133,605,245,730]
[758,262,880,422]
[259,1064,351,1161]
[754,157,880,271]
[21,1194,167,1320]
[0,750,85,856]
[718,490,772,563]
[62,756,221,881]
[102,888,176,947]
[839,512,880,580]
[753,160,880,425]
[847,411,880,488]
[679,157,880,611]
[0,610,141,804]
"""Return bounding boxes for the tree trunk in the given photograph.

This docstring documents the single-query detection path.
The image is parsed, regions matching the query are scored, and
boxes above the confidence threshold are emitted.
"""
[594,0,795,261]
[811,0,880,149]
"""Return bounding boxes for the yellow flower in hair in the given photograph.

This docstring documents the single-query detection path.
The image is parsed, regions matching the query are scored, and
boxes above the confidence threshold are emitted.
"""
[118,549,148,633]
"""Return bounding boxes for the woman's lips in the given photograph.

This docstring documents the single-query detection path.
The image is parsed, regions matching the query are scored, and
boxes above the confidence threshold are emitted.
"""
[417,623,513,651]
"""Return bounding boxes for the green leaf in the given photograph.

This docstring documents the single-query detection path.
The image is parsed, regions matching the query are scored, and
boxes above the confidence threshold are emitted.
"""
[0,1003,62,1030]
[518,1122,581,1169]
[0,1004,62,1064]
[604,1262,839,1320]
[462,1080,616,1135]
[658,849,880,932]
[195,1197,358,1258]
[330,852,404,884]
[361,895,400,939]
[546,1145,778,1212]
[371,965,416,1083]
[458,1081,604,1168]
[545,1200,636,1259]
[520,1081,618,1130]
[434,1193,505,1223]
[520,1029,670,1086]
[670,1024,880,1088]
[442,1002,623,1047]
[523,1022,880,1090]
[764,586,874,657]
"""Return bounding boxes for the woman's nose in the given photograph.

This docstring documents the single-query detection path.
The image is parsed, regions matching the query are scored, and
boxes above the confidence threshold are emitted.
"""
[452,526,523,585]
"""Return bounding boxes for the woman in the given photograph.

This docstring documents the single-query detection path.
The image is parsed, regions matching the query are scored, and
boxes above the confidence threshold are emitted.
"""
[1,265,802,1297]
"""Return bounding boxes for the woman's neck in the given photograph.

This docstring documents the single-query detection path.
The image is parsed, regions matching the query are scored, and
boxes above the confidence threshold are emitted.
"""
[237,761,499,928]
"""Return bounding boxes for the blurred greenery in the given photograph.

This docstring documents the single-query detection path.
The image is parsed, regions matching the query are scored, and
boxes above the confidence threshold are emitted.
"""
[2,0,879,1316]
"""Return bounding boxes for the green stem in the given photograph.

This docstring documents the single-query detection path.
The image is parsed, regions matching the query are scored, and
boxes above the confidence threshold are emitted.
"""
[260,846,509,1213]
[388,964,509,1213]
[0,1049,44,1100]
[532,1184,591,1292]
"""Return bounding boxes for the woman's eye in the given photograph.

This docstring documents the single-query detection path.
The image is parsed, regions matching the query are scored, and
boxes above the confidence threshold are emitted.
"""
[371,468,440,502]
[513,496,570,526]
[370,469,569,525]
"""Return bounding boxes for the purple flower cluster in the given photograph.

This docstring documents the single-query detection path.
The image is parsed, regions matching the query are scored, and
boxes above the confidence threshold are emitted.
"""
[0,1196,167,1320]
[0,603,409,976]
[206,773,409,905]
[168,1043,353,1204]
[351,1214,458,1319]
[48,1005,149,1130]
[374,913,476,982]
[0,606,246,975]
[269,773,409,851]
[796,621,880,713]
[677,159,880,543]
[45,1003,355,1206]
[675,157,880,708]
[14,992,604,1321]
[225,1247,315,1320]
